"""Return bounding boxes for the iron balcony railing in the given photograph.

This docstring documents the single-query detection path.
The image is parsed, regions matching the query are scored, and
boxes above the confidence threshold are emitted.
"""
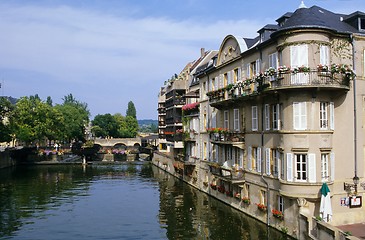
[207,70,351,105]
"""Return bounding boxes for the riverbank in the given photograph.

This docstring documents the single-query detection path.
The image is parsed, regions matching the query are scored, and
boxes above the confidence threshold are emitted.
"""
[151,151,359,240]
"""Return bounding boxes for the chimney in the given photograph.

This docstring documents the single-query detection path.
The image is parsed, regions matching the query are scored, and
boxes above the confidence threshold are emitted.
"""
[200,48,205,57]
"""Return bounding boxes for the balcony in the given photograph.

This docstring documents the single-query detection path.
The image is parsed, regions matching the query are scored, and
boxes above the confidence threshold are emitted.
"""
[207,162,245,183]
[207,130,245,145]
[208,67,352,108]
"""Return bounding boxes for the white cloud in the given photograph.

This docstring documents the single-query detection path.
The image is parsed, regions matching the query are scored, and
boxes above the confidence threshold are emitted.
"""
[0,3,263,118]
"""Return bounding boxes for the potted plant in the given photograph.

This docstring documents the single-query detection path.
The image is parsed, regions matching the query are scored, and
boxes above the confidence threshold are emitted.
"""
[272,209,284,220]
[256,203,267,211]
[242,197,251,204]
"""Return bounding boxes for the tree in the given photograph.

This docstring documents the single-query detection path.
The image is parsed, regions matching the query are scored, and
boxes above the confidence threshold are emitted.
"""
[46,96,53,106]
[0,97,14,143]
[12,96,54,145]
[126,101,137,119]
[119,116,138,138]
[91,114,119,138]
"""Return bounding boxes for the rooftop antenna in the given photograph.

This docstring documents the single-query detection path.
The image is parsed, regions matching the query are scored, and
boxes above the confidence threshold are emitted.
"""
[298,1,307,9]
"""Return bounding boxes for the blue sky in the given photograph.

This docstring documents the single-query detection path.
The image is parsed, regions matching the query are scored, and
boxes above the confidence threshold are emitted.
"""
[0,0,363,119]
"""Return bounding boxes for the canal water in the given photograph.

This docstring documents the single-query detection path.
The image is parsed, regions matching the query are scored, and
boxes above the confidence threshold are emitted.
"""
[0,163,290,240]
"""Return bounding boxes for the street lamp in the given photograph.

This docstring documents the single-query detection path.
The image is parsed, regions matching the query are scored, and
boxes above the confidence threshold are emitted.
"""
[344,175,364,196]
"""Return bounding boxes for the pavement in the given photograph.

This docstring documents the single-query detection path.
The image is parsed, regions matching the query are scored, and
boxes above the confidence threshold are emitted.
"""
[337,222,365,239]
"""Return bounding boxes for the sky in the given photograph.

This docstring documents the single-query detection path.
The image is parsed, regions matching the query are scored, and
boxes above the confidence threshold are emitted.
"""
[0,0,363,120]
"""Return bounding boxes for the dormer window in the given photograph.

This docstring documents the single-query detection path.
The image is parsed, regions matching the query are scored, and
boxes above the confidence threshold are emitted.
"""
[260,33,264,43]
[360,18,365,31]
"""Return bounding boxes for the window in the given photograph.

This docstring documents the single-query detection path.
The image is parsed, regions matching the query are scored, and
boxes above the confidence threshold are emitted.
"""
[272,104,281,130]
[272,149,282,177]
[224,110,229,129]
[290,44,309,84]
[252,106,258,131]
[293,102,307,130]
[224,73,228,87]
[321,153,329,182]
[278,196,284,212]
[320,102,328,129]
[320,45,330,66]
[320,102,334,130]
[269,52,278,69]
[360,18,365,30]
[234,68,241,83]
[264,104,270,130]
[295,154,307,181]
[246,63,251,79]
[234,109,240,131]
[255,147,262,173]
[265,148,271,175]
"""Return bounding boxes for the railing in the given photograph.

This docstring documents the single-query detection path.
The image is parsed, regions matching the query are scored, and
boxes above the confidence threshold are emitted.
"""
[208,70,351,105]
[208,163,244,181]
[209,132,245,143]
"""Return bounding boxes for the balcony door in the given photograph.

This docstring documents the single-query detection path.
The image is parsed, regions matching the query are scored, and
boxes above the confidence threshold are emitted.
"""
[290,45,309,84]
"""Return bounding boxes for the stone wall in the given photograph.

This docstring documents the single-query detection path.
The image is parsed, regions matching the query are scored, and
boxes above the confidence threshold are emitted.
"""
[0,150,14,169]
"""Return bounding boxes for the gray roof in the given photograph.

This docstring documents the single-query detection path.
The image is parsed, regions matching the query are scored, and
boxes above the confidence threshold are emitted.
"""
[274,5,364,36]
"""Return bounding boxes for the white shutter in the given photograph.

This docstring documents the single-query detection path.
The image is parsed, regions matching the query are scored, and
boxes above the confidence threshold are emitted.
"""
[264,104,270,130]
[238,67,242,81]
[240,149,244,168]
[320,45,330,66]
[214,77,218,90]
[211,112,217,128]
[255,59,261,75]
[277,104,281,130]
[252,106,258,131]
[219,74,223,88]
[277,150,281,178]
[330,152,335,181]
[234,109,239,131]
[330,102,334,130]
[246,63,251,78]
[266,148,271,175]
[227,71,232,84]
[293,102,307,130]
[286,153,293,181]
[257,147,262,173]
[247,146,252,170]
[308,153,316,183]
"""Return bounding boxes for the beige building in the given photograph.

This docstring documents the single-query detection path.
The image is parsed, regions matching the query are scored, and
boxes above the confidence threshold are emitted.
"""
[155,4,365,239]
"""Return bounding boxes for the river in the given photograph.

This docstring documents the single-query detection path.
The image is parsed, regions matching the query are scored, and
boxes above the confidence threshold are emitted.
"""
[0,163,290,240]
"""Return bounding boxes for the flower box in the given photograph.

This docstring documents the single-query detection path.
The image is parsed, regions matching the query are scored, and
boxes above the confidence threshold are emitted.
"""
[272,209,284,220]
[256,203,267,211]
[242,197,251,205]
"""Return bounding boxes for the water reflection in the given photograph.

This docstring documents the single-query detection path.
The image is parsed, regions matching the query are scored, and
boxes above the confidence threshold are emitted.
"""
[0,164,291,239]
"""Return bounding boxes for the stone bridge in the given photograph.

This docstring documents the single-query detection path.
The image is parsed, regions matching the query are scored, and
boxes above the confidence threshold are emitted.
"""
[94,137,141,148]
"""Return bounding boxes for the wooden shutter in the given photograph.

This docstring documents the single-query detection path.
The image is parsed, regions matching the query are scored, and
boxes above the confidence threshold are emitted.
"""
[286,153,293,181]
[308,153,316,183]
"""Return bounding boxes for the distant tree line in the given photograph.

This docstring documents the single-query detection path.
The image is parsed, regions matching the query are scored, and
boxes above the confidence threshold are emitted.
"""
[0,95,140,147]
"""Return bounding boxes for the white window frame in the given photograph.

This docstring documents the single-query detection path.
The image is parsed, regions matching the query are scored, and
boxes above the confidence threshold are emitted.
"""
[320,102,329,129]
[320,45,330,66]
[293,102,307,130]
[256,147,262,173]
[272,104,281,130]
[321,153,329,182]
[224,110,229,129]
[264,104,270,130]
[252,106,258,131]
[269,52,278,69]
[295,153,307,182]
[265,148,271,175]
[233,109,240,131]
[278,195,284,212]
[290,44,309,84]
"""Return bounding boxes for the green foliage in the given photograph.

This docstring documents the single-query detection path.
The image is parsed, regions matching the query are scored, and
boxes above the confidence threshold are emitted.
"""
[119,116,138,138]
[126,101,137,119]
[0,97,14,142]
[91,114,119,138]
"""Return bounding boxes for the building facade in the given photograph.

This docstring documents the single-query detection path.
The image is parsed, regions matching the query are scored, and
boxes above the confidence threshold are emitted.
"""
[155,4,365,239]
